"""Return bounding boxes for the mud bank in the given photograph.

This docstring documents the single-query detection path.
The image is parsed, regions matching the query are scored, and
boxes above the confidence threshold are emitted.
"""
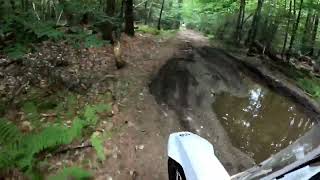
[219,48,320,116]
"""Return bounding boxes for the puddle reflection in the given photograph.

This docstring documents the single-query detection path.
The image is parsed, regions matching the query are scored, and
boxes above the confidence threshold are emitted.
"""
[212,78,314,163]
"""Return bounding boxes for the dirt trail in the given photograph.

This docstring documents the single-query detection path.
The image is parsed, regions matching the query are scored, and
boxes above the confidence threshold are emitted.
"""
[94,29,320,179]
[96,30,258,180]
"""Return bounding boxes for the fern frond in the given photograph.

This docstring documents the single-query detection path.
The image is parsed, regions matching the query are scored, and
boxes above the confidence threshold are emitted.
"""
[0,119,21,145]
[0,151,15,170]
[83,105,98,126]
[90,133,105,161]
[0,102,112,174]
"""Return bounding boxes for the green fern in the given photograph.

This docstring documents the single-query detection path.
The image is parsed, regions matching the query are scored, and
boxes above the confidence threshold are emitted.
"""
[4,43,28,59]
[48,167,92,180]
[22,102,40,122]
[90,133,105,161]
[84,35,105,48]
[0,119,21,145]
[94,103,111,113]
[0,103,111,175]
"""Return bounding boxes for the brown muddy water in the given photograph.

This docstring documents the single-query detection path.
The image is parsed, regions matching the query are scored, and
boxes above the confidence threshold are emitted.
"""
[212,76,314,163]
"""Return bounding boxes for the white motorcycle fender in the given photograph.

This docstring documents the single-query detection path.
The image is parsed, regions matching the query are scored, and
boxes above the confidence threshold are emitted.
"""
[168,132,230,180]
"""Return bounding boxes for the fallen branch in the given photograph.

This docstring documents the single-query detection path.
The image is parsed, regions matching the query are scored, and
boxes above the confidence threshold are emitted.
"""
[53,140,92,155]
[0,58,21,67]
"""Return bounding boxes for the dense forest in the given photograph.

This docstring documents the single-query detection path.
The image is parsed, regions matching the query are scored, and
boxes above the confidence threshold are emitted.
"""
[1,0,320,179]
[1,0,320,69]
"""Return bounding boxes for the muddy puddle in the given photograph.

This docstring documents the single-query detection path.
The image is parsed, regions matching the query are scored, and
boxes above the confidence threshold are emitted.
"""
[212,76,314,163]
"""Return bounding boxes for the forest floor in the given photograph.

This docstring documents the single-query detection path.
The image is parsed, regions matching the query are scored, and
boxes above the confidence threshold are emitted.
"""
[1,29,319,179]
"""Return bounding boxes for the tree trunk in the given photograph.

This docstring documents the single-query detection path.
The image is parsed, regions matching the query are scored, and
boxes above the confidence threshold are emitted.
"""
[282,0,292,57]
[246,0,264,51]
[125,0,134,36]
[301,10,312,54]
[144,0,148,24]
[175,0,183,29]
[266,22,279,50]
[147,0,154,25]
[157,0,165,30]
[234,0,246,43]
[10,0,15,11]
[287,0,303,60]
[293,0,296,17]
[310,13,319,56]
[0,0,4,19]
[120,0,125,18]
[102,0,116,41]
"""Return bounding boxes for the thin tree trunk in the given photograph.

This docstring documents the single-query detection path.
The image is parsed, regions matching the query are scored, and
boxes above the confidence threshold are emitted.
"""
[235,0,246,43]
[301,10,312,53]
[293,0,296,17]
[21,0,24,11]
[125,0,134,36]
[10,0,16,11]
[240,0,246,30]
[157,0,165,30]
[120,0,125,18]
[287,0,303,60]
[311,13,319,56]
[0,0,4,19]
[246,0,264,49]
[147,0,154,25]
[144,0,148,24]
[282,0,292,57]
[102,0,115,41]
[175,0,183,29]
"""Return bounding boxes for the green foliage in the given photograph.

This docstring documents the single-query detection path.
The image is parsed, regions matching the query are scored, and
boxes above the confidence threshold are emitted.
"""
[22,102,40,122]
[84,35,105,48]
[0,0,111,58]
[137,25,178,38]
[297,78,320,98]
[0,102,111,177]
[31,22,64,40]
[137,25,161,35]
[0,119,22,145]
[48,167,92,180]
[4,43,29,59]
[90,133,106,161]
[95,103,112,113]
[66,31,107,49]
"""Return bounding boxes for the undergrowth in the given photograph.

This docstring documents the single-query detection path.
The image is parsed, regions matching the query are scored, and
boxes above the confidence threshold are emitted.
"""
[137,25,178,38]
[0,91,112,179]
[48,167,92,180]
[0,2,112,59]
[297,78,320,99]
